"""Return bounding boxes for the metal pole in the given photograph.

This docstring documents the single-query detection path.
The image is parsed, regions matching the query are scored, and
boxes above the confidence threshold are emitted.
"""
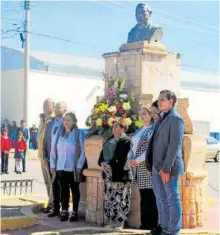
[24,0,30,125]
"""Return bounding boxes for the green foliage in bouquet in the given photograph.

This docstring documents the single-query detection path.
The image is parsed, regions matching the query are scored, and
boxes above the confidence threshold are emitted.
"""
[86,75,143,138]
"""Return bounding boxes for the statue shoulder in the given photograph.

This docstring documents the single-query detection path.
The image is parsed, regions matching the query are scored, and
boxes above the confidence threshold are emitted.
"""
[150,24,163,42]
[127,24,138,43]
[128,24,138,34]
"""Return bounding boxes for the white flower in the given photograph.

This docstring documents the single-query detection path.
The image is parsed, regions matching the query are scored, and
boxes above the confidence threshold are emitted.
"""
[119,94,128,100]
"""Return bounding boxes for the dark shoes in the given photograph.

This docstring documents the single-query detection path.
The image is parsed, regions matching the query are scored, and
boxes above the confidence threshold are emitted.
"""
[150,225,163,235]
[69,212,78,222]
[60,211,69,222]
[48,210,60,217]
[43,207,51,214]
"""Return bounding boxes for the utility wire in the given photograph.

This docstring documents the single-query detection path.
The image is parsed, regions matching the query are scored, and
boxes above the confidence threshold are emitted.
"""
[1,17,25,23]
[128,1,218,31]
[92,1,219,36]
[1,33,19,40]
[3,27,218,74]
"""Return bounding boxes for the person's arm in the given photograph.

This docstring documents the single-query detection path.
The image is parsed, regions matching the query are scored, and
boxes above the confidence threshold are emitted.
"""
[117,139,131,167]
[23,140,27,150]
[76,130,86,169]
[98,150,104,166]
[1,138,5,152]
[162,117,184,173]
[7,138,11,152]
[136,129,152,164]
[50,130,59,169]
[135,150,147,164]
[127,149,133,160]
[26,128,29,141]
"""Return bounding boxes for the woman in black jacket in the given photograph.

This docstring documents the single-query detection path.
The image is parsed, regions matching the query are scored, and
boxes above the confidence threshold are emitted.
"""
[98,118,132,229]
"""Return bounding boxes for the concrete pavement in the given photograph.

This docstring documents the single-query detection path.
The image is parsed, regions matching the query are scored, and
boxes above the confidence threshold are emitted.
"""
[1,157,219,234]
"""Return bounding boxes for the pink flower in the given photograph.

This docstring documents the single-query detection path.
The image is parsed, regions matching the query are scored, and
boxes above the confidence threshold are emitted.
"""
[107,87,116,98]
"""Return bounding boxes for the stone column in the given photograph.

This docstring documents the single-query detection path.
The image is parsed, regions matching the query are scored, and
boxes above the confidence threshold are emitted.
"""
[83,136,105,225]
[176,99,208,228]
[83,169,104,225]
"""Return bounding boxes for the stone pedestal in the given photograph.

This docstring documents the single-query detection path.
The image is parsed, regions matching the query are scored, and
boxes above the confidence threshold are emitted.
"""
[83,136,105,225]
[103,42,181,106]
[127,184,141,228]
[78,182,87,217]
[179,134,208,228]
[83,169,104,225]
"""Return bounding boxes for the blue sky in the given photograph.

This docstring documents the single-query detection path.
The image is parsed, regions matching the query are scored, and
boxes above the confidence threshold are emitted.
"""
[1,1,219,74]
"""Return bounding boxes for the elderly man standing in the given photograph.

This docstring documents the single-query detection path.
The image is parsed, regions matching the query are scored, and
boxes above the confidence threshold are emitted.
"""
[38,98,55,213]
[47,102,67,217]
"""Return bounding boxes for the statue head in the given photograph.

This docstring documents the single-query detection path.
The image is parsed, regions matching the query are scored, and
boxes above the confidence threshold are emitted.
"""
[135,3,152,25]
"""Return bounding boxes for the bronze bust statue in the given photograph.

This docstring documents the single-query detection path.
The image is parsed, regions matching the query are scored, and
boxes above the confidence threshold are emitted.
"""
[127,3,163,43]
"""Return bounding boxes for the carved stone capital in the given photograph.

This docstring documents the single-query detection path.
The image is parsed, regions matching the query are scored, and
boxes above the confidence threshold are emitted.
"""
[176,98,193,134]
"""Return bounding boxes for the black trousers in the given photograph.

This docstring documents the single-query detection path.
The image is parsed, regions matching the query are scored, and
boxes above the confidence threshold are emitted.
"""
[1,152,9,173]
[139,188,158,230]
[51,171,61,212]
[22,149,26,172]
[58,171,80,212]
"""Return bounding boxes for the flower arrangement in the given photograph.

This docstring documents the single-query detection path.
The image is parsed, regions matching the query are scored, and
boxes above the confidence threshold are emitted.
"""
[86,75,143,137]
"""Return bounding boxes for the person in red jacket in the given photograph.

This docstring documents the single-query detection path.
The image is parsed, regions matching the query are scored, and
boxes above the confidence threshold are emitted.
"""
[1,129,11,174]
[14,130,27,174]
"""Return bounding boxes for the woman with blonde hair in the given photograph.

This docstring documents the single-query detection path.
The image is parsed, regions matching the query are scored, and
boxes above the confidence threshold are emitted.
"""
[128,106,158,231]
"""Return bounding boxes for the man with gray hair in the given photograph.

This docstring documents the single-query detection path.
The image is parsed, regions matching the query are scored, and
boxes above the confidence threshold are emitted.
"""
[47,101,67,217]
[38,98,55,213]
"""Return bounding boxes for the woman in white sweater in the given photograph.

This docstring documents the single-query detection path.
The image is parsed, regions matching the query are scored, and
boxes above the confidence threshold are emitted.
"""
[128,106,158,230]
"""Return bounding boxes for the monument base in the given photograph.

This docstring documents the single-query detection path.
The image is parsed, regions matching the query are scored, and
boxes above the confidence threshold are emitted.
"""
[83,169,104,225]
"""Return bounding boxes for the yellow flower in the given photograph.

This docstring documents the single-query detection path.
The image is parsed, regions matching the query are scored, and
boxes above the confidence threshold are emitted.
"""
[108,118,114,126]
[99,103,109,112]
[94,107,100,113]
[135,120,143,128]
[108,106,117,113]
[125,118,132,126]
[123,102,131,110]
[96,118,103,126]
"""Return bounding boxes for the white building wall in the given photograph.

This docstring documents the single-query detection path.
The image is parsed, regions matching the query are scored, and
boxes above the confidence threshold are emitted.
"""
[28,71,104,128]
[1,69,24,124]
[180,88,220,133]
[1,68,219,134]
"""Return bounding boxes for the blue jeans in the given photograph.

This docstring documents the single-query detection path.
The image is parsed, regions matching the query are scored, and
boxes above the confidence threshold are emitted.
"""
[152,167,182,235]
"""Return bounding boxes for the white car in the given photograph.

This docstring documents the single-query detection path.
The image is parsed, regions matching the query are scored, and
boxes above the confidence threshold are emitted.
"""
[206,136,220,162]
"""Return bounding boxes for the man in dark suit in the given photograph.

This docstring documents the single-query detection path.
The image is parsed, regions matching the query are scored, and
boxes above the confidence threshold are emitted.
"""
[146,90,184,235]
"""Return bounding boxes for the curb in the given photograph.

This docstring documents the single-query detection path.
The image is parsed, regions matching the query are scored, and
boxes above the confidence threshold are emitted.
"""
[1,199,44,230]
[29,227,220,235]
[1,204,40,230]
